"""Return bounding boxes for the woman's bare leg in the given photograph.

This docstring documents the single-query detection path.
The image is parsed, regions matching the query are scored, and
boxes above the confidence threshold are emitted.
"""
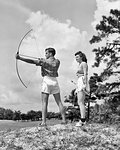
[77,91,86,119]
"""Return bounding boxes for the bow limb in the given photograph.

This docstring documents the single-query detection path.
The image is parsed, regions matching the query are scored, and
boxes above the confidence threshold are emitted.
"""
[16,60,27,88]
[16,29,33,88]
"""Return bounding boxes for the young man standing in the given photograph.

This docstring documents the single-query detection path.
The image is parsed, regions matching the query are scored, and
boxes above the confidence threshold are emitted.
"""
[16,47,66,126]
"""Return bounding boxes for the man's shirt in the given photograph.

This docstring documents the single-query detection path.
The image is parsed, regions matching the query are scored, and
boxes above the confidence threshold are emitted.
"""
[37,57,60,77]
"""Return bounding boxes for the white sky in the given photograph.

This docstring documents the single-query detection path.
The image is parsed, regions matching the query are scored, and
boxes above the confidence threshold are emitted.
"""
[0,0,120,113]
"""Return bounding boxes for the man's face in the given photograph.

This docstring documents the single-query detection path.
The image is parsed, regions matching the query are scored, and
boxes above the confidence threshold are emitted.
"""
[45,50,51,59]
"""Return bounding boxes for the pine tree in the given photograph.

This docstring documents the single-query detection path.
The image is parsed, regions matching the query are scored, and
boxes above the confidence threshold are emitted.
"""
[90,9,120,115]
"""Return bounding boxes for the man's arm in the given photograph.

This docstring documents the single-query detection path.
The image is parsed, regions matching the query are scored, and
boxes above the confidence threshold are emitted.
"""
[16,53,39,65]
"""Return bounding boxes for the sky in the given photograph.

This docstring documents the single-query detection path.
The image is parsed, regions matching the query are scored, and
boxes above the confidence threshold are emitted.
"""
[0,0,120,113]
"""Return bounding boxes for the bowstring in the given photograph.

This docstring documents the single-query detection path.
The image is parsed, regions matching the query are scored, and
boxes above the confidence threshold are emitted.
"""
[19,54,38,59]
[27,29,41,87]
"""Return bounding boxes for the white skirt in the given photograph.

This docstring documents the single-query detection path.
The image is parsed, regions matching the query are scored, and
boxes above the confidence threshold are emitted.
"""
[76,76,90,95]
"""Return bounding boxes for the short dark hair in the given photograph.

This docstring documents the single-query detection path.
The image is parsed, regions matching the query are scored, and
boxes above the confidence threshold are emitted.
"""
[75,51,87,63]
[45,47,56,56]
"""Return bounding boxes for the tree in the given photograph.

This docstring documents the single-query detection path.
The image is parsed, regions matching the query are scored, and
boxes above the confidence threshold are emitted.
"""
[20,113,28,121]
[0,107,5,119]
[27,110,37,121]
[4,109,14,120]
[36,111,42,121]
[47,112,56,119]
[89,9,120,118]
[13,110,21,121]
[90,9,120,88]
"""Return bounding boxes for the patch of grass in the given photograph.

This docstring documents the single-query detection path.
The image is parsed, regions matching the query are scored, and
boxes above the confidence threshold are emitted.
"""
[0,119,61,131]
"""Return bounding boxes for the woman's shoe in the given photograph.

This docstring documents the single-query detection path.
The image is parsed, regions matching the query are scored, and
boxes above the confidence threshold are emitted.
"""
[76,120,86,127]
[38,122,47,127]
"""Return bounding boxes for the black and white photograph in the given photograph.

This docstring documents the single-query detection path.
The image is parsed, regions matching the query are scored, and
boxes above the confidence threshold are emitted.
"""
[0,0,120,149]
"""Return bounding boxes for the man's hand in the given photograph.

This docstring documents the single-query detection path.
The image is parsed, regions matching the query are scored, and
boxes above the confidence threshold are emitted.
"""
[16,52,20,60]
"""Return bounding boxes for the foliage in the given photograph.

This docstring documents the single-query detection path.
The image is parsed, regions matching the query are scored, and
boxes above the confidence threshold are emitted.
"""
[0,107,43,121]
[65,106,80,122]
[89,9,120,123]
[0,108,5,119]
[12,111,21,121]
[3,109,14,120]
[90,9,120,84]
[64,89,78,107]
[0,107,63,121]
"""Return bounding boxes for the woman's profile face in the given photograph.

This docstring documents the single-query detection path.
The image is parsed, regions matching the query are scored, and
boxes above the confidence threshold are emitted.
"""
[75,54,82,63]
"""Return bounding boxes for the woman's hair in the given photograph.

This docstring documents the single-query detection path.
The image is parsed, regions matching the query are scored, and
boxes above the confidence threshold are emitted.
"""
[45,47,56,56]
[75,51,87,63]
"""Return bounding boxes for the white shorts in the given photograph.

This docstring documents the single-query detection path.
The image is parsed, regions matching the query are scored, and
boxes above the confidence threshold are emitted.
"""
[76,76,90,95]
[41,76,60,94]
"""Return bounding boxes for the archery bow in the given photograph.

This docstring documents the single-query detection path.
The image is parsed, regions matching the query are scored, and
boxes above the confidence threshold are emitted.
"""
[16,29,33,88]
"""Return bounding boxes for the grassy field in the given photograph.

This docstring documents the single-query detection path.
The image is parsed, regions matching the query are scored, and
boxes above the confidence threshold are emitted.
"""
[0,122,120,149]
[0,119,61,131]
